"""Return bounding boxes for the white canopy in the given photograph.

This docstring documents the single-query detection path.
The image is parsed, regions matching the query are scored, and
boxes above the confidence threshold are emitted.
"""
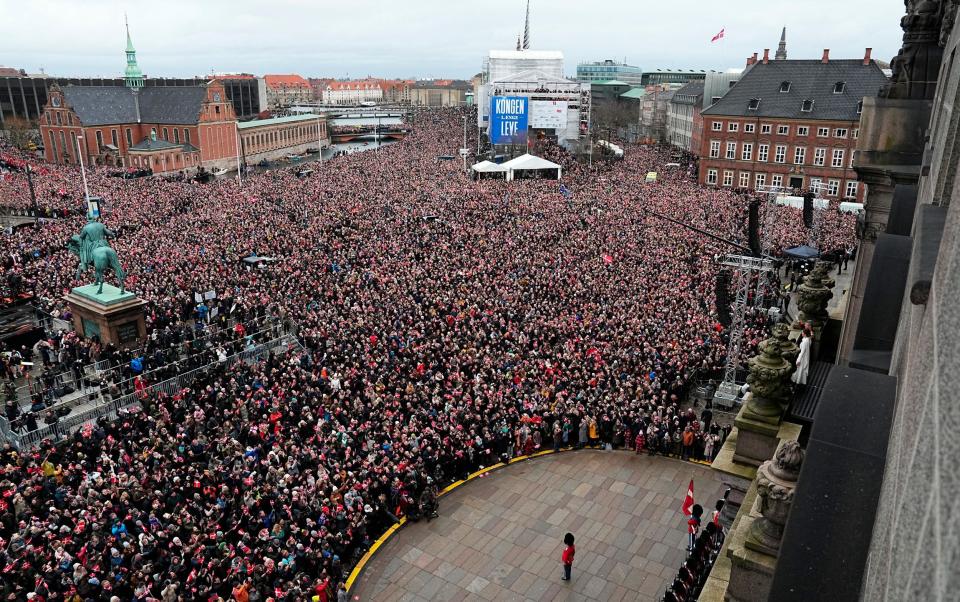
[501,153,562,181]
[471,160,508,173]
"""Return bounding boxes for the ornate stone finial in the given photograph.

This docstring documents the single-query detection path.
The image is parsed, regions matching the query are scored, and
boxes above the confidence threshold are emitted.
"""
[743,335,792,423]
[882,0,946,100]
[811,260,836,290]
[772,323,800,366]
[796,268,833,328]
[746,441,805,555]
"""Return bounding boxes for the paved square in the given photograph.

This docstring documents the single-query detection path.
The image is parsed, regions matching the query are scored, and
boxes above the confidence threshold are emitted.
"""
[351,450,727,601]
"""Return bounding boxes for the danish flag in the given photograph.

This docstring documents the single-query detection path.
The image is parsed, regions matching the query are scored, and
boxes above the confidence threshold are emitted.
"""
[711,28,725,42]
[681,479,695,516]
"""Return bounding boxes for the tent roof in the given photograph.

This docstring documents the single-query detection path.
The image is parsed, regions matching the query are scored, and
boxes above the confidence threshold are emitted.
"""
[471,160,507,173]
[784,244,820,259]
[501,153,562,171]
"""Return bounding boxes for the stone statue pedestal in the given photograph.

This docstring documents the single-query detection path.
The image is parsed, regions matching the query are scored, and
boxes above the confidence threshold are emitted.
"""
[64,283,146,348]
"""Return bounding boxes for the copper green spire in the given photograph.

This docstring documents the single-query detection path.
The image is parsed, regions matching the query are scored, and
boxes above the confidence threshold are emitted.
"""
[124,14,144,88]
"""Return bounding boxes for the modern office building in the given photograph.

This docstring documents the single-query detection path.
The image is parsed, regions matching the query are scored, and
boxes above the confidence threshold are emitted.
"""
[576,60,643,86]
[641,69,714,86]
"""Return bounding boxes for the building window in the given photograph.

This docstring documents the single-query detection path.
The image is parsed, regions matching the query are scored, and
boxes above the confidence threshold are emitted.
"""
[744,123,755,133]
[742,143,753,161]
[45,113,50,125]
[726,142,737,159]
[817,127,829,137]
[760,124,771,135]
[728,122,739,132]
[758,144,769,162]
[814,148,826,166]
[709,140,720,158]
[845,181,859,199]
[801,99,814,112]
[748,98,761,111]
[771,174,783,188]
[850,151,856,168]
[215,105,220,114]
[722,170,734,187]
[774,144,786,163]
[126,128,132,147]
[834,128,847,138]
[832,148,845,167]
[777,125,789,135]
[162,128,169,141]
[857,100,863,114]
[833,81,846,94]
[794,147,806,165]
[111,129,118,147]
[779,81,791,93]
[49,131,57,161]
[56,112,62,126]
[827,179,840,196]
[797,126,809,136]
[174,129,180,144]
[852,128,859,140]
[739,172,751,187]
[95,130,103,151]
[755,173,766,189]
[185,129,191,144]
[706,169,718,185]
[810,177,822,193]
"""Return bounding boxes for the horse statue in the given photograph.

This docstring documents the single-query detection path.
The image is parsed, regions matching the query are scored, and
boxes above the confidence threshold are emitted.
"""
[67,234,126,295]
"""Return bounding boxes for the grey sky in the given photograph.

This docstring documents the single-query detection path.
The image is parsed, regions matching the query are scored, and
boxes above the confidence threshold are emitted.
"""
[2,0,905,79]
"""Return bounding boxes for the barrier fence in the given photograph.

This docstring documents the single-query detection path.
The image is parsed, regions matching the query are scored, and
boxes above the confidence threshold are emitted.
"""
[0,331,302,450]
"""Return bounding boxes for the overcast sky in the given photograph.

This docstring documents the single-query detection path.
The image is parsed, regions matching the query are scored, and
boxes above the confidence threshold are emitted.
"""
[1,0,904,79]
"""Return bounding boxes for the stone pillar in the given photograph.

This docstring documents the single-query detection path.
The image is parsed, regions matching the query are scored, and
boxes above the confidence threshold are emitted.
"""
[733,337,792,467]
[725,441,804,602]
[771,323,799,376]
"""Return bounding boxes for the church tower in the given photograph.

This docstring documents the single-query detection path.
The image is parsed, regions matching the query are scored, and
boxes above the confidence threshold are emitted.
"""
[124,15,144,88]
[775,27,787,60]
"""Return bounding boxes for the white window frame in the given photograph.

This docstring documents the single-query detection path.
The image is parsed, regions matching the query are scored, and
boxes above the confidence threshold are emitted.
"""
[832,148,845,168]
[777,125,789,135]
[739,171,751,188]
[794,147,806,165]
[742,142,753,161]
[771,174,783,188]
[722,170,734,187]
[845,181,859,199]
[813,148,826,166]
[712,121,722,131]
[706,168,718,184]
[709,140,720,158]
[827,179,840,196]
[761,124,772,134]
[817,127,829,137]
[774,144,787,163]
[810,177,822,193]
[797,126,809,136]
[744,123,755,133]
[834,128,848,138]
[852,128,859,140]
[758,144,769,162]
[755,173,766,188]
[728,122,740,132]
[726,142,737,160]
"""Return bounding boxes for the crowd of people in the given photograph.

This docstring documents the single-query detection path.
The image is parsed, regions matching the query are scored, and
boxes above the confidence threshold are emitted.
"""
[0,107,857,601]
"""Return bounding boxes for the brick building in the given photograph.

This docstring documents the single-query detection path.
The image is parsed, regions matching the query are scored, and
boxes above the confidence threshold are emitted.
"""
[237,113,329,165]
[263,74,312,109]
[38,80,238,174]
[698,48,888,200]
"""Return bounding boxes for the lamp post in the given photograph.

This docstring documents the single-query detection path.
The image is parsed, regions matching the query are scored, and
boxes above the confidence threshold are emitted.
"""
[74,134,91,201]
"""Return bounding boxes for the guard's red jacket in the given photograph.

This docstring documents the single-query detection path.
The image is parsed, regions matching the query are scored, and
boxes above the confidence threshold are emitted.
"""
[562,544,575,565]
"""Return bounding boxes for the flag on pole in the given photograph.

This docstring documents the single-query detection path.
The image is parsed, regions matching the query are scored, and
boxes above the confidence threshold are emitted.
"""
[681,479,695,516]
[711,28,725,42]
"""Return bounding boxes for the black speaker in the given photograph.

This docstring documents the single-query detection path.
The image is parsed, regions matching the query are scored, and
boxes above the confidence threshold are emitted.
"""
[803,192,814,229]
[748,200,762,257]
[715,271,732,327]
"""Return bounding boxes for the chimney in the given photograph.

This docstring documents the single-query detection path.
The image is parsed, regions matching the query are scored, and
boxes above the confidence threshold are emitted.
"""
[863,47,872,65]
[763,49,770,64]
[822,49,830,64]
[753,52,758,64]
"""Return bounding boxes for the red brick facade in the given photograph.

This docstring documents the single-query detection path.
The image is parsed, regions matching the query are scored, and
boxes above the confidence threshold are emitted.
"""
[39,82,237,174]
[697,115,863,200]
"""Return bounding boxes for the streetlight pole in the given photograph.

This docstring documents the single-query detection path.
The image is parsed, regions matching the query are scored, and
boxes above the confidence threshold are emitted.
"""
[462,115,468,173]
[75,134,91,201]
[25,164,37,214]
[234,122,243,187]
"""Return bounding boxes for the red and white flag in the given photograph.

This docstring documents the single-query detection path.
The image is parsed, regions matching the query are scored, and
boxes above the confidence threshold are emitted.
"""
[681,479,695,516]
[711,28,725,42]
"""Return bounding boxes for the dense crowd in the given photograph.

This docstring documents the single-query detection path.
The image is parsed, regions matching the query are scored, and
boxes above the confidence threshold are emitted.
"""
[0,108,856,601]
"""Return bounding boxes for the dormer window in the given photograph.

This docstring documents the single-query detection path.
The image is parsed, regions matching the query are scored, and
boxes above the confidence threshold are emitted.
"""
[748,98,761,110]
[801,99,814,112]
[857,100,863,114]
[833,81,846,94]
[779,81,791,93]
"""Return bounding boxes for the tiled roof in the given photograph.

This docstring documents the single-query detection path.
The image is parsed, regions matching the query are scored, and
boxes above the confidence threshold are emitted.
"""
[128,138,181,151]
[619,88,647,99]
[60,86,206,126]
[263,74,311,89]
[701,59,888,120]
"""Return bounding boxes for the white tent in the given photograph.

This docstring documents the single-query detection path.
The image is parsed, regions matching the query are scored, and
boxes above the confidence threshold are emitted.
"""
[471,160,509,180]
[500,154,563,181]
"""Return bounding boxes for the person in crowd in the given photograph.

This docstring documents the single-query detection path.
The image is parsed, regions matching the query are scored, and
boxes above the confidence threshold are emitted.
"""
[561,532,576,581]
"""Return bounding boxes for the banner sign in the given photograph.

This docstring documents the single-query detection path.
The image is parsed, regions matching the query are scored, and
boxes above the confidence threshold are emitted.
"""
[530,100,568,129]
[489,96,529,144]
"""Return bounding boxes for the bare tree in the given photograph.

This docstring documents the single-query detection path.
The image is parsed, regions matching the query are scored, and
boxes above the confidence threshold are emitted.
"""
[3,117,38,151]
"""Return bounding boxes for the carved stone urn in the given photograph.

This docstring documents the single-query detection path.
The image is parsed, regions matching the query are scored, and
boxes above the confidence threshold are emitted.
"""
[746,440,804,556]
